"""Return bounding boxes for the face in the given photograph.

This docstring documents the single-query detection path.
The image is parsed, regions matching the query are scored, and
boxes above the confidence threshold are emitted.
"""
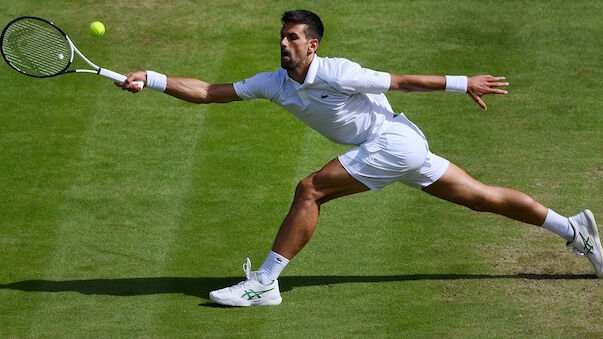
[280,22,317,71]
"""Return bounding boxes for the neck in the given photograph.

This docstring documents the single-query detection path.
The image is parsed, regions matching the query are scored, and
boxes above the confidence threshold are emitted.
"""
[287,54,315,84]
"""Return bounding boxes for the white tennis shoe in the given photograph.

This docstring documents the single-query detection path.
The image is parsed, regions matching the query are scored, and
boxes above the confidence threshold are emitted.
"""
[209,258,282,306]
[567,210,602,278]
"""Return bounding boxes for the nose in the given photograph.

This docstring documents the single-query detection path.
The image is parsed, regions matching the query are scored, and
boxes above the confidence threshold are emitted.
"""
[280,36,287,48]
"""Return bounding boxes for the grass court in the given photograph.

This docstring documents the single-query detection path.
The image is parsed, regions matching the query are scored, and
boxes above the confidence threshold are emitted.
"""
[0,0,601,337]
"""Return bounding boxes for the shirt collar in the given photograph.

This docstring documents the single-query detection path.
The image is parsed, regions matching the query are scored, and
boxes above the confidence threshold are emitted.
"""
[284,54,320,86]
[304,54,319,84]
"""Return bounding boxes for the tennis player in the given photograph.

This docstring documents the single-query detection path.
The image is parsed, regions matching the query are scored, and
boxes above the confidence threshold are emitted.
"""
[119,10,602,306]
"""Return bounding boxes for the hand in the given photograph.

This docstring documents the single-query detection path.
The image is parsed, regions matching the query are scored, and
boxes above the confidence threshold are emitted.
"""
[467,75,509,111]
[115,71,147,93]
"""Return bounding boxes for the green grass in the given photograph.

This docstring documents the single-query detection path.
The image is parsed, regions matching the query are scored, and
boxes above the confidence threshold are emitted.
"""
[1,0,602,337]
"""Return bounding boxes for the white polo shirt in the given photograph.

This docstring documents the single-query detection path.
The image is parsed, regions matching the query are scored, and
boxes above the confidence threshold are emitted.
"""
[233,55,393,145]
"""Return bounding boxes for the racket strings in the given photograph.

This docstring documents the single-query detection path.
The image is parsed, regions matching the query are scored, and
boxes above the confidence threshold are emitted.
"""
[2,18,71,76]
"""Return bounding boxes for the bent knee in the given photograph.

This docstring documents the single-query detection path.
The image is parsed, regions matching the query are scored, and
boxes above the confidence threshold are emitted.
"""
[295,175,322,202]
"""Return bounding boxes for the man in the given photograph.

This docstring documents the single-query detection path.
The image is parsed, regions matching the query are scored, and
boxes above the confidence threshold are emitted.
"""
[119,10,601,306]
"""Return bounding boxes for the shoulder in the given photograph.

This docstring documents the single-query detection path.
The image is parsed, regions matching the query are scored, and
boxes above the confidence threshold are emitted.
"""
[234,69,286,100]
[317,56,362,74]
[315,56,391,94]
[315,56,365,84]
[240,69,286,86]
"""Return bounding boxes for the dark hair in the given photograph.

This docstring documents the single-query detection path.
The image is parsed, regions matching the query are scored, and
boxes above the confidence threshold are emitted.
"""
[281,10,324,42]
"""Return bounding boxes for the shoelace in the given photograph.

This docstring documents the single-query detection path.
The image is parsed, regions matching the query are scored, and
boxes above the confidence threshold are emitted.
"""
[242,257,252,280]
[233,258,255,289]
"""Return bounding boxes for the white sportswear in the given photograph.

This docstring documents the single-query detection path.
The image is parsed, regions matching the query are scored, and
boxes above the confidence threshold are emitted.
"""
[234,55,393,145]
[234,55,450,190]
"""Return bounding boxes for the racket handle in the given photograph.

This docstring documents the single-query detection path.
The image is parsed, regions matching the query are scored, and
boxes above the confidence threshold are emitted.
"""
[98,68,144,90]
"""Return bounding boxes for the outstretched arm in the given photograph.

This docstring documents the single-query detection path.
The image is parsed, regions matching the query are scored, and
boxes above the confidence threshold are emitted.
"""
[117,71,242,104]
[389,74,509,111]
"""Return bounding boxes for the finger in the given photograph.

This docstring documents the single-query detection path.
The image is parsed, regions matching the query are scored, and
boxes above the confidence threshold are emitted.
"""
[481,86,508,95]
[489,82,509,88]
[120,77,132,91]
[487,76,506,81]
[470,93,487,111]
[126,80,142,93]
[489,89,508,95]
[124,78,139,92]
[478,97,487,111]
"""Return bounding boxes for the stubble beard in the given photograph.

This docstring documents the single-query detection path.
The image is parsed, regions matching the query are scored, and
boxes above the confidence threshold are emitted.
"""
[281,59,297,70]
[280,49,298,70]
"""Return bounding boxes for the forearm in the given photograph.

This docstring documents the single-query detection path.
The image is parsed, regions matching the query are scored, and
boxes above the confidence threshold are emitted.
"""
[389,74,446,93]
[388,73,508,111]
[164,77,213,104]
[120,71,241,104]
[165,77,240,104]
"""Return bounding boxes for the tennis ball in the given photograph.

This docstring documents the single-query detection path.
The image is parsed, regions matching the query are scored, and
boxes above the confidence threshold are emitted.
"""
[89,21,105,37]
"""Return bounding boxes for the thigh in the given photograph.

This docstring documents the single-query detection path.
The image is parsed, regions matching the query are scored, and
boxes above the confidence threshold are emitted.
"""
[309,157,371,203]
[421,162,489,205]
[422,161,548,224]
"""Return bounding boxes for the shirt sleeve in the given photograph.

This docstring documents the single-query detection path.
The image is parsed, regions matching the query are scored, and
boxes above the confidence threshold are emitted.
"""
[330,59,391,94]
[233,71,281,101]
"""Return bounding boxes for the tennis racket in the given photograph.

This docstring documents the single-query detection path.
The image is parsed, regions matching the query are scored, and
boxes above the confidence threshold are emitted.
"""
[1,16,142,89]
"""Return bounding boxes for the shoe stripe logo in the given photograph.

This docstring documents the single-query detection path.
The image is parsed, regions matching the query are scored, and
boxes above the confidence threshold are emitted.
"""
[579,232,594,255]
[240,288,275,300]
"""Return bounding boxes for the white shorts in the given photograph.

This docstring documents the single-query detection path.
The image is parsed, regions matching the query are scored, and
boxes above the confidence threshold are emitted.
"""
[339,114,450,192]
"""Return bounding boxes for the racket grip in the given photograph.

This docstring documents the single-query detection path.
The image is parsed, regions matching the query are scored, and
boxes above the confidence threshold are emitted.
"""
[98,68,144,90]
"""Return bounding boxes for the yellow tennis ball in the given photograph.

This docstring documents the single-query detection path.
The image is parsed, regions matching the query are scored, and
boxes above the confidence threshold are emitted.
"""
[89,21,105,37]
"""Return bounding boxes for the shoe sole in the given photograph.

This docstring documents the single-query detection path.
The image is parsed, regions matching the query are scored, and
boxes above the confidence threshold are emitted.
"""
[572,210,603,278]
[209,293,282,307]
[585,210,603,278]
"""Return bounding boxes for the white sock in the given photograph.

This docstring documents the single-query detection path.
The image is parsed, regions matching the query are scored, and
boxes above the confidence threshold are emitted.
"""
[541,209,574,242]
[257,251,289,284]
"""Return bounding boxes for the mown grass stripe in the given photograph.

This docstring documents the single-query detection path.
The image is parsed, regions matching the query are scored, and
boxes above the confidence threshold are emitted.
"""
[1,1,601,337]
[22,89,203,336]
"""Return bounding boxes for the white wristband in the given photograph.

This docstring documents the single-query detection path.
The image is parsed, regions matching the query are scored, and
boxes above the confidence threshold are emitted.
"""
[445,75,468,93]
[146,70,167,92]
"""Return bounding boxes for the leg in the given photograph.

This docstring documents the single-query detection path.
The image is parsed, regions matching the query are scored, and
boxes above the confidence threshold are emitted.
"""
[423,162,603,278]
[209,158,369,306]
[271,157,370,259]
[422,162,548,225]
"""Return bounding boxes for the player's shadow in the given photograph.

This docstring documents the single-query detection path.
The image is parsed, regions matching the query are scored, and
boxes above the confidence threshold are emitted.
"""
[0,273,595,302]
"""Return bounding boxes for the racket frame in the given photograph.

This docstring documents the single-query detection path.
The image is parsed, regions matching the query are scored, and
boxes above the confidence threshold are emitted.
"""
[1,16,141,88]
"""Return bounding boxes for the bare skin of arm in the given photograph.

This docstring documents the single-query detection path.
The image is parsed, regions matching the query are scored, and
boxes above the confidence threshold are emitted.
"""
[389,74,509,111]
[117,71,242,104]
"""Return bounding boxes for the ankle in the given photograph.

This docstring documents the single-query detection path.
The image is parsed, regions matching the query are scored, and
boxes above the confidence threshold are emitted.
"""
[256,271,275,285]
[257,250,290,282]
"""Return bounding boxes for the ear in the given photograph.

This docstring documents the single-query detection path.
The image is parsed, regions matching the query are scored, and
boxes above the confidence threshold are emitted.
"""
[307,38,319,55]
